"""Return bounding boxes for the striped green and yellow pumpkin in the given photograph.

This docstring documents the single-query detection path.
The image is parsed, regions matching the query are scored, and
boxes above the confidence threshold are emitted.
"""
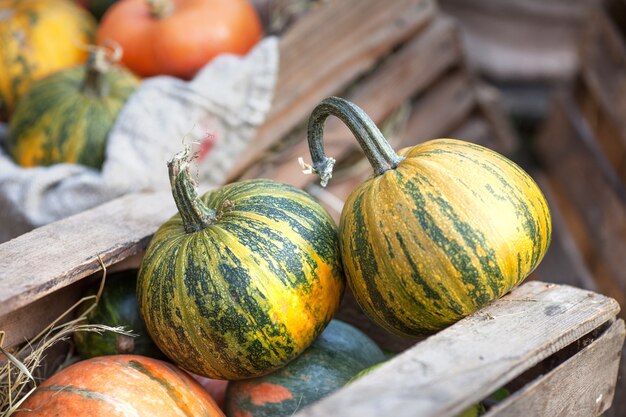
[6,45,137,168]
[0,0,96,119]
[306,97,552,336]
[137,149,344,380]
[225,319,386,417]
[14,355,225,417]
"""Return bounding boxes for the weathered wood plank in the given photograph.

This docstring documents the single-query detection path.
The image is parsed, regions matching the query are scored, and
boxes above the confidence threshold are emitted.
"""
[238,16,462,186]
[397,69,476,145]
[227,0,437,181]
[294,281,621,417]
[0,192,174,317]
[485,319,624,417]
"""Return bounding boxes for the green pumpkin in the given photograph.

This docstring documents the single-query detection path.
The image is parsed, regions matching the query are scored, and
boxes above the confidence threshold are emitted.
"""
[225,319,386,417]
[306,97,552,336]
[137,149,345,380]
[73,270,165,359]
[7,46,137,168]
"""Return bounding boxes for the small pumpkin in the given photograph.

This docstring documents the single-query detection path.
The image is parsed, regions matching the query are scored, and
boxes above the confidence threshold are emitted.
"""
[0,0,96,119]
[225,319,386,417]
[137,149,344,380]
[305,97,552,336]
[7,45,138,168]
[73,270,165,359]
[96,0,263,79]
[14,355,225,417]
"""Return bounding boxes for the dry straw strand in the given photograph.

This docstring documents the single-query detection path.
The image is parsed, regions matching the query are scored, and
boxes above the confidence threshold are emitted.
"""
[0,255,133,417]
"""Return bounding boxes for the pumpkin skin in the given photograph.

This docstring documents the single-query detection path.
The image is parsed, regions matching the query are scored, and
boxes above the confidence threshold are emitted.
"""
[6,48,138,168]
[137,152,344,380]
[14,355,225,417]
[96,0,263,79]
[0,0,96,119]
[225,320,385,417]
[306,97,552,337]
[73,270,165,359]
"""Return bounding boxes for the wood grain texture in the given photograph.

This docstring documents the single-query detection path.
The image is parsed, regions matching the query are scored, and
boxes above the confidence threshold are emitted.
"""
[227,0,437,181]
[398,70,476,145]
[238,16,462,186]
[484,319,625,417]
[293,281,621,417]
[0,191,174,317]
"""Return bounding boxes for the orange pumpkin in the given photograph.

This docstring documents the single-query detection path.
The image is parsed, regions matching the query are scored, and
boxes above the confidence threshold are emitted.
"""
[96,0,263,79]
[15,355,225,417]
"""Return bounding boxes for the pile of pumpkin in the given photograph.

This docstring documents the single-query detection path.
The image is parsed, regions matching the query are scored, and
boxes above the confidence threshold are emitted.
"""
[0,0,262,168]
[2,1,552,416]
[12,94,552,417]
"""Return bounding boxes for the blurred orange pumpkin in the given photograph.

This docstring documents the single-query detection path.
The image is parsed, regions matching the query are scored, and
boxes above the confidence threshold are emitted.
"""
[96,0,263,79]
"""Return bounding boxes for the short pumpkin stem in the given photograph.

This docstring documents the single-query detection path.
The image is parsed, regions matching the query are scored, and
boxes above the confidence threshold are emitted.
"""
[168,148,217,233]
[147,0,174,18]
[81,44,122,98]
[306,96,403,187]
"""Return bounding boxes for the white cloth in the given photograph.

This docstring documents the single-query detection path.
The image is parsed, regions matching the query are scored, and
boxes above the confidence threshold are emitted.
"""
[0,38,278,243]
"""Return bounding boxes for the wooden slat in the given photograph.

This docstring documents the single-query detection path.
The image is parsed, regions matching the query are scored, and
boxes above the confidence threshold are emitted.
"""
[398,69,476,144]
[239,16,463,186]
[294,281,621,417]
[0,192,174,317]
[485,319,625,417]
[227,0,437,181]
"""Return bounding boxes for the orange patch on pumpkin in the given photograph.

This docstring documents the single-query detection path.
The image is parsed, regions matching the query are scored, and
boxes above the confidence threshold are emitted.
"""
[247,382,294,405]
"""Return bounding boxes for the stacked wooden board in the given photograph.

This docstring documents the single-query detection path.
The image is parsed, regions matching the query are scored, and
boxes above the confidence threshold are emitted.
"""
[227,0,518,224]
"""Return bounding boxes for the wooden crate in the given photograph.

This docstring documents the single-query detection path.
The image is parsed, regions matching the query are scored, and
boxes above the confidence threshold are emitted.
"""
[0,194,623,416]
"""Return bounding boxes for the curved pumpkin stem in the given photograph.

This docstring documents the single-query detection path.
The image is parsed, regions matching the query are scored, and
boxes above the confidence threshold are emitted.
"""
[307,97,403,187]
[168,148,217,233]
